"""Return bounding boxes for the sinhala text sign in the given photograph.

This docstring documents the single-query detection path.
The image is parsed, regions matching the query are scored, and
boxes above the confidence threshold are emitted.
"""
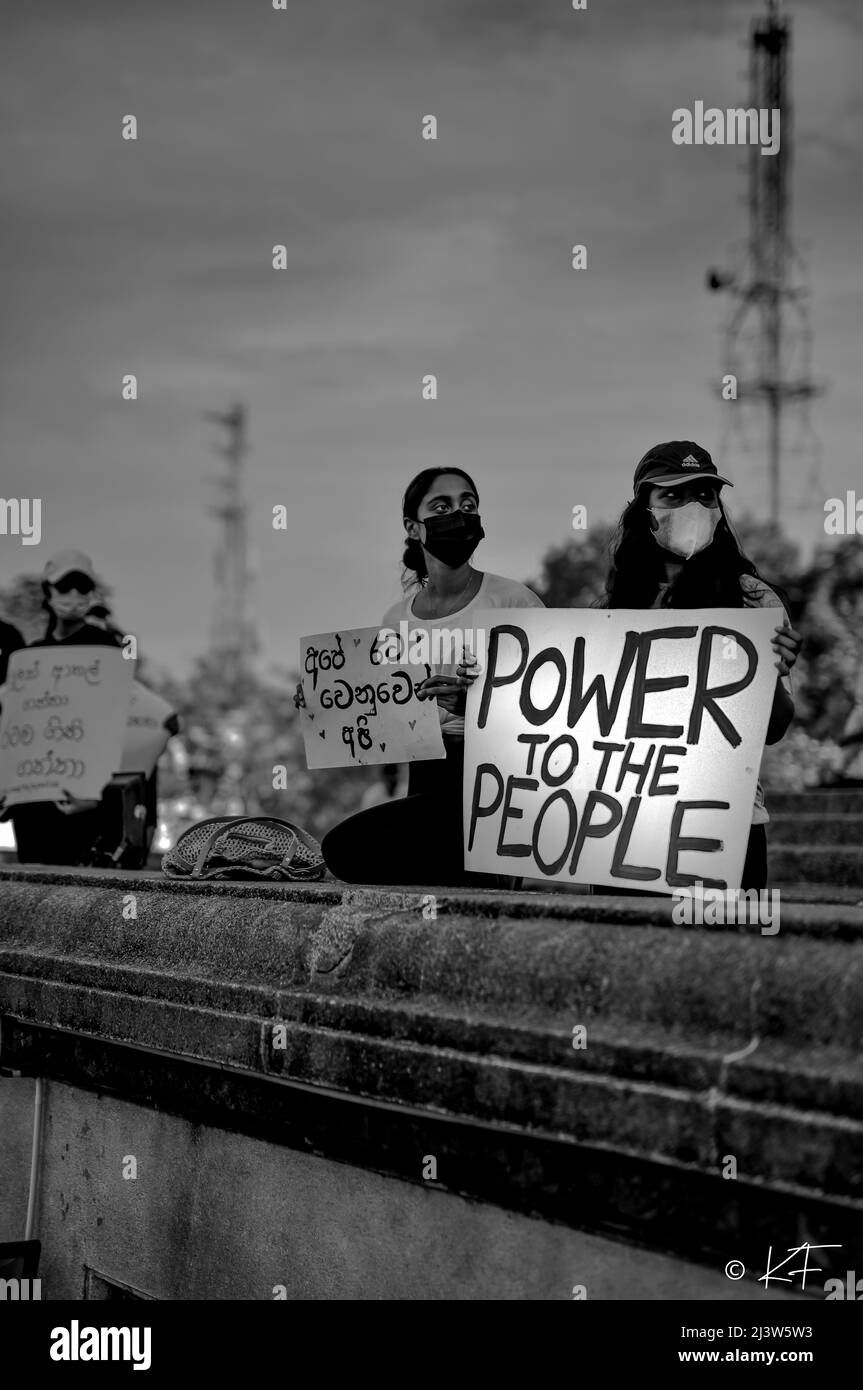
[300,627,445,769]
[0,647,135,806]
[464,608,778,892]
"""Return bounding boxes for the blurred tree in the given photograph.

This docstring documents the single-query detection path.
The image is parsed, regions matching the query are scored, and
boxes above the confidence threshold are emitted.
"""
[527,516,805,612]
[795,537,863,743]
[526,523,615,608]
[0,574,48,643]
[147,654,371,842]
[726,517,806,620]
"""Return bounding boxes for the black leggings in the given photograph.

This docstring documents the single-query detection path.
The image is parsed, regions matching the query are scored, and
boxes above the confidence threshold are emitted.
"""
[322,739,519,888]
[740,824,768,891]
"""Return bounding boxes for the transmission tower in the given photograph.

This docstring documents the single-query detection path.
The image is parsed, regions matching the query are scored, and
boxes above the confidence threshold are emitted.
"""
[204,402,255,698]
[706,0,824,526]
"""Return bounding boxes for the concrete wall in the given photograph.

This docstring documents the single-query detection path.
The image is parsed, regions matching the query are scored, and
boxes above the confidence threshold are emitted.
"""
[2,1079,802,1302]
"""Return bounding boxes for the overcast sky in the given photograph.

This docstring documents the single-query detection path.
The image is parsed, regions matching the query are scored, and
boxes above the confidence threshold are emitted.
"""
[1,0,860,679]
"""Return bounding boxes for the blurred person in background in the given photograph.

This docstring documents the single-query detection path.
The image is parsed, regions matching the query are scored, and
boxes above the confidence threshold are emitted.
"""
[85,591,126,646]
[0,616,26,856]
[836,664,863,784]
[4,552,121,862]
[35,551,121,650]
[4,551,178,867]
[805,564,863,786]
[0,615,25,686]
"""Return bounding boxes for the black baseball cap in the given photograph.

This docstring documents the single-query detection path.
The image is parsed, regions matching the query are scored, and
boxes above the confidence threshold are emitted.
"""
[633,441,733,496]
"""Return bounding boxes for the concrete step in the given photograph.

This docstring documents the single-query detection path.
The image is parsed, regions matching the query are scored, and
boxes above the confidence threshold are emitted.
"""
[2,869,862,1047]
[766,789,863,815]
[769,845,863,888]
[769,813,863,846]
[779,882,863,907]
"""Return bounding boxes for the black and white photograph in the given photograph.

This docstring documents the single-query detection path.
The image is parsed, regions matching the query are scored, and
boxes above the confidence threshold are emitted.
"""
[0,0,861,1350]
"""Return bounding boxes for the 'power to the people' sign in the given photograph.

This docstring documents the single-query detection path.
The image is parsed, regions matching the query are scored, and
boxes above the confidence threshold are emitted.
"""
[463,608,778,893]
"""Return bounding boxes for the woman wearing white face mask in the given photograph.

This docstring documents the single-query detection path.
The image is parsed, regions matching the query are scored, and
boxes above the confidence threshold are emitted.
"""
[36,551,122,649]
[602,441,803,890]
[5,552,123,863]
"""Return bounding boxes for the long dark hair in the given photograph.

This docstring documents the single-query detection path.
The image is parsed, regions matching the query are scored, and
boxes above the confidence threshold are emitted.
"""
[401,466,480,589]
[604,490,783,609]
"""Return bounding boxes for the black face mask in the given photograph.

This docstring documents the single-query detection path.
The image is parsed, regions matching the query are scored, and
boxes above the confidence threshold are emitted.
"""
[420,512,484,568]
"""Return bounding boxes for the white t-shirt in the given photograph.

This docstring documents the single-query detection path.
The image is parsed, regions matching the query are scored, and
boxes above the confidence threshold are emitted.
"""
[381,571,544,737]
[650,573,793,825]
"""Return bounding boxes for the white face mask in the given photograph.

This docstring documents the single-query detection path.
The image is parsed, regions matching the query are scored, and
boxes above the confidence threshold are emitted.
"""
[650,501,720,560]
[49,591,91,620]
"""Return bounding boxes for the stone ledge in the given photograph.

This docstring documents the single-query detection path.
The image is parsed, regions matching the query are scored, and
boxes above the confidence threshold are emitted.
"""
[1,867,861,1282]
[2,862,863,935]
[1,875,861,1045]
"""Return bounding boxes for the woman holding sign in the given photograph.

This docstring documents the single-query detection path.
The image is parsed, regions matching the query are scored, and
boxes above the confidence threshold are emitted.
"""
[315,468,544,885]
[4,552,124,863]
[603,441,802,890]
[3,551,178,869]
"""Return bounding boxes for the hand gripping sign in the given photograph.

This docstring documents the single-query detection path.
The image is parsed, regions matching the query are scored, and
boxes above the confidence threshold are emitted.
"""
[0,647,135,806]
[463,608,778,893]
[299,627,445,769]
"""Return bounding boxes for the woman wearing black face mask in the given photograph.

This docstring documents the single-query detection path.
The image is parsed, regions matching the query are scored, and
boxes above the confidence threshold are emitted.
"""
[602,442,803,891]
[316,468,544,886]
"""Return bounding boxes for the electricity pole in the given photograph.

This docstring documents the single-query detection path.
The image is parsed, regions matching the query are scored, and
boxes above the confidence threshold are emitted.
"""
[204,403,254,702]
[707,0,824,526]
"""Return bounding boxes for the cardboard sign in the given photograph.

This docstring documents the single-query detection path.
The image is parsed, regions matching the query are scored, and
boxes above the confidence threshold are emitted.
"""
[119,682,177,776]
[0,647,135,806]
[299,627,445,769]
[464,608,778,893]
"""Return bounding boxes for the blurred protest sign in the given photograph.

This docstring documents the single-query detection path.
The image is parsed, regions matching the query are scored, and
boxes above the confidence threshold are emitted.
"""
[0,647,134,806]
[299,627,444,769]
[464,608,777,893]
[120,682,177,776]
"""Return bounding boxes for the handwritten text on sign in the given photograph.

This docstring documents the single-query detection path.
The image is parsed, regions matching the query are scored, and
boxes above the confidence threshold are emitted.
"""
[299,627,445,769]
[463,609,778,892]
[0,647,135,805]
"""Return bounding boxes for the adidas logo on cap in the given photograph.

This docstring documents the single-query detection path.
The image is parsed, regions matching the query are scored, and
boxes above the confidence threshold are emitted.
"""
[682,454,699,466]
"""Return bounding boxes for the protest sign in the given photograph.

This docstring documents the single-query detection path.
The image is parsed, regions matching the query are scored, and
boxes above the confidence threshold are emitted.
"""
[299,626,445,769]
[464,608,778,893]
[119,682,177,776]
[0,647,135,806]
